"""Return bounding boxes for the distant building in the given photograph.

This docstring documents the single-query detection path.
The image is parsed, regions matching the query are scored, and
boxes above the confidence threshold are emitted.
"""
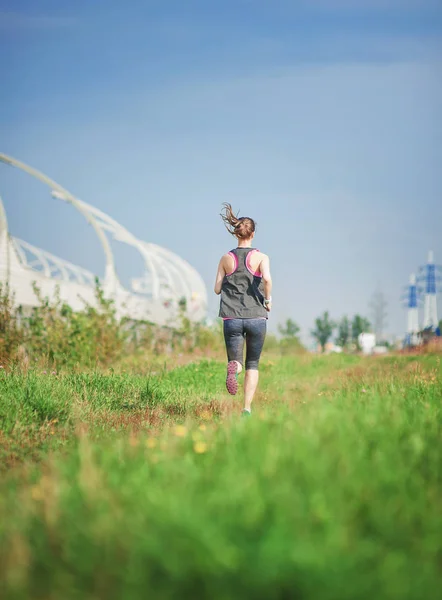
[316,342,343,354]
[358,333,376,355]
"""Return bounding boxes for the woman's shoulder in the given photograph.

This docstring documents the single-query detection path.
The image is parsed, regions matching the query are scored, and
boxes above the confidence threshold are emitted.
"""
[219,251,236,267]
[249,249,269,270]
[221,250,235,260]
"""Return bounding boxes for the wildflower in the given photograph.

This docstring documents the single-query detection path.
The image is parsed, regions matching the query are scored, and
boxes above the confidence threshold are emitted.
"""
[194,441,207,454]
[51,371,57,375]
[31,485,44,501]
[198,424,207,431]
[174,425,187,437]
[42,370,47,375]
[146,438,157,448]
[361,388,367,393]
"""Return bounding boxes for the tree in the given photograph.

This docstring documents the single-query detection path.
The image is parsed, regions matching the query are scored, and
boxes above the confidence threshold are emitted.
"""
[278,318,300,339]
[369,289,388,341]
[311,311,335,352]
[351,314,371,348]
[336,316,351,349]
[278,318,303,355]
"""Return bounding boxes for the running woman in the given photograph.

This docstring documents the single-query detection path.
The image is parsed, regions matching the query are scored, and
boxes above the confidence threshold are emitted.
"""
[214,203,272,416]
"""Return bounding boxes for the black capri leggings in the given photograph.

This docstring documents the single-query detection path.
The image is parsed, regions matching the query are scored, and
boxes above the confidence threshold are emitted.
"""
[223,318,267,370]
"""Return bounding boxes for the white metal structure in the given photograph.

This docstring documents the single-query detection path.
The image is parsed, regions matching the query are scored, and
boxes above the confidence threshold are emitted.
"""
[0,154,207,326]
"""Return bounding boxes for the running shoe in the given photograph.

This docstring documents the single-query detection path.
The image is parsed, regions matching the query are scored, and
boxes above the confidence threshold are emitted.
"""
[226,361,239,395]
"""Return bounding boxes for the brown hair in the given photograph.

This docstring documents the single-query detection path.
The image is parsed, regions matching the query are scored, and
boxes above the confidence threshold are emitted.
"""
[220,203,256,240]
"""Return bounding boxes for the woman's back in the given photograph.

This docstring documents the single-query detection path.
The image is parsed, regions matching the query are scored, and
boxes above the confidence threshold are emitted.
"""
[223,248,266,277]
[219,248,268,320]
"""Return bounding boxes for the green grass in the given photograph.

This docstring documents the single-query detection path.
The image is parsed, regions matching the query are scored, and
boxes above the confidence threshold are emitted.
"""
[1,354,441,599]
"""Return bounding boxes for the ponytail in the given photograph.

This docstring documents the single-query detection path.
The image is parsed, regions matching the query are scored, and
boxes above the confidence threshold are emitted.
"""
[220,203,256,240]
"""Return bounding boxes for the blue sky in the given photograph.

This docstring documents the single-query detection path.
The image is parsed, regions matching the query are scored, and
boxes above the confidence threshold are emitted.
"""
[1,0,441,343]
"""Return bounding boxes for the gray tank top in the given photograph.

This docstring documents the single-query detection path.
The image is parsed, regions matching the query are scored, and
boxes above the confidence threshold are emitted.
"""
[219,248,268,319]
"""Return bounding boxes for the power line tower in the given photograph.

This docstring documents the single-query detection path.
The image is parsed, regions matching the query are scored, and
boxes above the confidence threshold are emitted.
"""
[401,273,422,346]
[418,250,442,330]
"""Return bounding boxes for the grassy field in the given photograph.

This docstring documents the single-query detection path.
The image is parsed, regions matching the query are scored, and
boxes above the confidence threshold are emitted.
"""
[1,353,441,599]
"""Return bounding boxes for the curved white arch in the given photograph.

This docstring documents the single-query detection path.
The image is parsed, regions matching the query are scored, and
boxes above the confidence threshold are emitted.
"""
[0,195,11,283]
[144,242,207,309]
[72,196,207,310]
[0,194,8,238]
[0,153,119,294]
[0,153,208,323]
[71,196,161,299]
[11,238,96,286]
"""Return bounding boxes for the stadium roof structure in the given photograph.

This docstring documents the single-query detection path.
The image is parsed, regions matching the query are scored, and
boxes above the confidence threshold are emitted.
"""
[0,153,207,326]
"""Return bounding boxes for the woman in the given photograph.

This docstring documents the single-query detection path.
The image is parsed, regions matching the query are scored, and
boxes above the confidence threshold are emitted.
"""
[214,203,272,416]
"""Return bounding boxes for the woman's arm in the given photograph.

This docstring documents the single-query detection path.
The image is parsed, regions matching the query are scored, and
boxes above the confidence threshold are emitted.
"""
[260,254,272,311]
[214,258,226,295]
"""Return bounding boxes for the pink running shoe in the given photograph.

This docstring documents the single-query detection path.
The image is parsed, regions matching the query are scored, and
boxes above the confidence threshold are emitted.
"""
[226,361,239,395]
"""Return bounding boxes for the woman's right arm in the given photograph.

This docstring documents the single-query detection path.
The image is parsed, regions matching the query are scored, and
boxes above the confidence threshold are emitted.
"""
[260,255,272,311]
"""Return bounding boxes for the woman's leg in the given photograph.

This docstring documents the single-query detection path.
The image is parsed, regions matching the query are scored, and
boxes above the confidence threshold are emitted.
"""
[223,319,244,395]
[243,319,267,413]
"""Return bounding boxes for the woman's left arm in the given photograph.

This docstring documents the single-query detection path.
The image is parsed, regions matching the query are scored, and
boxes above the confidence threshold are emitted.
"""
[214,258,225,295]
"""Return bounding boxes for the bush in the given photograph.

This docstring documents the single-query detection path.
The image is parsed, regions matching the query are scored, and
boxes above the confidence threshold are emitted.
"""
[0,284,224,369]
[0,284,24,365]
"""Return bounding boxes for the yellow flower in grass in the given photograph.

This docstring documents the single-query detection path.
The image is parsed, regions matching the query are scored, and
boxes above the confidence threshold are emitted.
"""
[174,425,187,437]
[199,424,207,431]
[145,438,157,449]
[194,442,207,454]
[31,485,44,501]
